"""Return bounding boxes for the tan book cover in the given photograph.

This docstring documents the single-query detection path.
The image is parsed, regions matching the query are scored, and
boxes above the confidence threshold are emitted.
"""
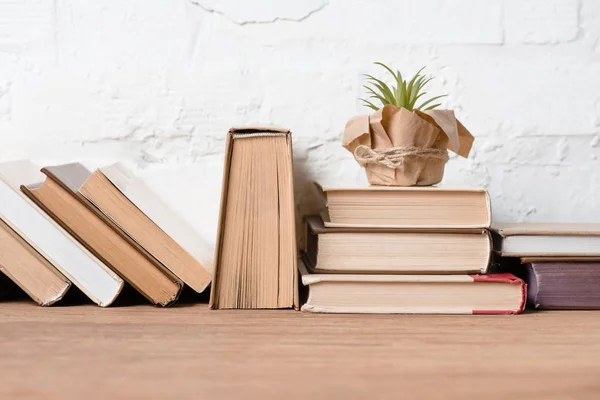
[305,216,491,274]
[22,164,183,306]
[491,223,600,257]
[0,219,70,306]
[79,167,212,293]
[316,183,491,229]
[299,257,525,314]
[210,127,299,309]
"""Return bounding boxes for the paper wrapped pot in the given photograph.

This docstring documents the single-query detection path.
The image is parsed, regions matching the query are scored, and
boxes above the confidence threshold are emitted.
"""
[342,104,474,186]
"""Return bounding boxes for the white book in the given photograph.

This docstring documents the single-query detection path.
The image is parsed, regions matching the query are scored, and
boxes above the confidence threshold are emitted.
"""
[0,160,125,306]
[491,223,600,257]
[99,163,214,275]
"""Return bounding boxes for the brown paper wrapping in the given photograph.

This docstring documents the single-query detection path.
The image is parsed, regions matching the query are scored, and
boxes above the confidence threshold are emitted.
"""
[343,104,474,186]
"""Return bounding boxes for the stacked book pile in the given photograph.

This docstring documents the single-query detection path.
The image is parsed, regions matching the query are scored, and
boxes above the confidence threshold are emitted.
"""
[300,184,526,314]
[492,224,600,309]
[0,160,212,306]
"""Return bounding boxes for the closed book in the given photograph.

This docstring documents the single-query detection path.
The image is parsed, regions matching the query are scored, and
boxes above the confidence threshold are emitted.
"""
[305,216,491,274]
[0,160,123,307]
[316,183,491,229]
[300,258,526,314]
[491,223,600,257]
[211,127,298,309]
[22,163,182,306]
[79,163,212,293]
[0,219,71,306]
[525,262,600,309]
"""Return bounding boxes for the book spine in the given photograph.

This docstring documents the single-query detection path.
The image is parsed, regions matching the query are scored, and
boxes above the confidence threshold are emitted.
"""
[471,273,527,314]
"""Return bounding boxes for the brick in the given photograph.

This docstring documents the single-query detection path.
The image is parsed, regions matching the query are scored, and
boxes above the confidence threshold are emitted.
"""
[504,0,579,44]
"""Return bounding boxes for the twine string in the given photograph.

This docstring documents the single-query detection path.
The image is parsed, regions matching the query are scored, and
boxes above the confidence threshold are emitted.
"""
[353,144,449,169]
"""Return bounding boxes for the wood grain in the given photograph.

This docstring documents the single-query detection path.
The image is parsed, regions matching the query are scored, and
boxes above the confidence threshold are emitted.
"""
[1,302,600,399]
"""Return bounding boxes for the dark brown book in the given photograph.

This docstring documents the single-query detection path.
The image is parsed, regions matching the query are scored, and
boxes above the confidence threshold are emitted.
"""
[525,262,600,309]
[22,163,182,306]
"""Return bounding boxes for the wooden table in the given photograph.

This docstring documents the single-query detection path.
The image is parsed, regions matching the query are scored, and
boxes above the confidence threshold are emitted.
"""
[1,301,599,399]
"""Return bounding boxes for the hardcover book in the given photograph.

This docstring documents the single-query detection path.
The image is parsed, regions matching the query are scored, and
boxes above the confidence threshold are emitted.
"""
[0,160,124,307]
[316,183,491,229]
[79,163,212,293]
[525,262,600,309]
[210,127,298,309]
[22,163,182,306]
[491,223,600,257]
[300,257,526,314]
[305,216,491,274]
[0,218,71,306]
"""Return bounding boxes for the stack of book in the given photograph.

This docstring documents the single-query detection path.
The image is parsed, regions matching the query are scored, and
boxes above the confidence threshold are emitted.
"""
[492,224,600,309]
[300,184,526,314]
[0,160,213,307]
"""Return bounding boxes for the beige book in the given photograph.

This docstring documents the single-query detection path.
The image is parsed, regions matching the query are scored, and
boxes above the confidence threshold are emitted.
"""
[0,219,71,306]
[210,127,299,309]
[316,183,491,229]
[299,258,525,314]
[491,223,600,257]
[79,164,212,293]
[305,216,491,274]
[22,164,183,306]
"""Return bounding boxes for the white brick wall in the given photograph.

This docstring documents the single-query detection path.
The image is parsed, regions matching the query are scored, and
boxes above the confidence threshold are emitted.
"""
[1,0,599,245]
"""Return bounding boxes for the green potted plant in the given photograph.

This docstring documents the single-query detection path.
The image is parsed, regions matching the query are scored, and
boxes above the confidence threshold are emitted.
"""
[342,63,474,186]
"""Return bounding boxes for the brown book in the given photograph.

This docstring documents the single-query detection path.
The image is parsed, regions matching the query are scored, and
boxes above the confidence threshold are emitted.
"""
[491,223,600,257]
[299,257,525,314]
[22,164,182,306]
[305,216,491,274]
[0,219,71,306]
[79,166,212,293]
[210,127,299,309]
[525,262,600,309]
[316,183,491,229]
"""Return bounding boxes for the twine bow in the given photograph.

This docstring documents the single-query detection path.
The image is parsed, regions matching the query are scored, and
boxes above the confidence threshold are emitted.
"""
[353,144,449,169]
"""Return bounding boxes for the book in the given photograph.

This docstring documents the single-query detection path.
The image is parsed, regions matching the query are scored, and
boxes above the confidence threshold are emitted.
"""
[305,216,492,274]
[491,223,600,257]
[316,184,491,229]
[78,163,212,293]
[299,258,526,314]
[0,160,124,307]
[525,262,600,309]
[0,218,71,306]
[22,163,183,306]
[210,127,298,309]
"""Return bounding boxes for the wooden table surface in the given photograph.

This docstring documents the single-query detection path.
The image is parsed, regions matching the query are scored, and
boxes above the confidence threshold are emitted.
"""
[1,300,600,399]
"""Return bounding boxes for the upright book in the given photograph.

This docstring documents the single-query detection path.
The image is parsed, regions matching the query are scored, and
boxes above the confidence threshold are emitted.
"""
[211,127,298,309]
[78,163,212,293]
[491,223,600,257]
[299,258,526,314]
[22,163,182,306]
[0,218,71,306]
[0,160,123,307]
[305,216,491,274]
[316,184,491,228]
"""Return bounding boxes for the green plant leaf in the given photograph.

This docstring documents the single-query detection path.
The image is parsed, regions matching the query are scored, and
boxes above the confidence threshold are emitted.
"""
[406,67,426,104]
[363,86,387,106]
[364,75,395,104]
[416,94,447,110]
[374,62,398,81]
[424,103,441,110]
[360,98,380,111]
